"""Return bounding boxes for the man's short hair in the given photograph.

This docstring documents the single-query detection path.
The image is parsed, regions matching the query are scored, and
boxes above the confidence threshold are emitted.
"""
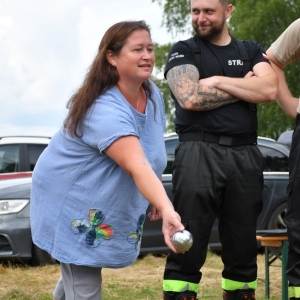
[220,0,230,6]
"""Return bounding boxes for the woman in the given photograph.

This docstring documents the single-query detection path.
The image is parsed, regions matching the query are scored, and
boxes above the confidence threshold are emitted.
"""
[30,20,184,300]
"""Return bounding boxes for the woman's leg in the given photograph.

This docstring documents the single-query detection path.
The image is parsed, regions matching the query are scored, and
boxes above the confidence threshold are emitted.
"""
[53,276,65,300]
[59,263,102,300]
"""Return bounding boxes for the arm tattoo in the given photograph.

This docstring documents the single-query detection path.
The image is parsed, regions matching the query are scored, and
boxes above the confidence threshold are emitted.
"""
[166,64,237,111]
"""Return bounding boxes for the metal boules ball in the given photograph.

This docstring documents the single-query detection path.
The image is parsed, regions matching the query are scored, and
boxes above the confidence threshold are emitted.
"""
[172,230,193,251]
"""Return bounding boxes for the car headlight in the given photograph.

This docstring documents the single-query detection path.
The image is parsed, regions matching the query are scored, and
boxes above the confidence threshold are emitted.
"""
[0,199,29,214]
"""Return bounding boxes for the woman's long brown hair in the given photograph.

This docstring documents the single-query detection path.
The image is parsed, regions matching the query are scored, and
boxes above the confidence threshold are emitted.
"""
[64,20,154,137]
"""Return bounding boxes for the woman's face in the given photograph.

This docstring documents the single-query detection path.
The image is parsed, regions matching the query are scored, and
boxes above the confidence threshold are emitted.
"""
[113,29,155,84]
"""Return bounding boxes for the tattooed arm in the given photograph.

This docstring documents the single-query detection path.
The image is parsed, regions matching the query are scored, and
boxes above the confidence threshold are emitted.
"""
[166,64,239,111]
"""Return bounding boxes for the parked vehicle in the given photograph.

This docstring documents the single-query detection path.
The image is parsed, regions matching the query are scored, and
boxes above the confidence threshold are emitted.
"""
[0,134,290,264]
[0,177,56,265]
[277,130,293,149]
[0,136,50,179]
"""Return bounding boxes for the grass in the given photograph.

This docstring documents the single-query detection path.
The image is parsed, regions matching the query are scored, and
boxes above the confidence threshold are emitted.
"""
[0,250,283,299]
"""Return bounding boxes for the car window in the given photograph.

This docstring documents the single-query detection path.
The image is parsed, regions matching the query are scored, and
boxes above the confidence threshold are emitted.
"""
[0,145,19,173]
[258,145,289,172]
[164,139,178,174]
[28,144,48,171]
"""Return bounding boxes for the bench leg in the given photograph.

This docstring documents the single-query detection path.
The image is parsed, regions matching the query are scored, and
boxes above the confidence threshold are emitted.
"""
[282,241,288,300]
[265,246,270,299]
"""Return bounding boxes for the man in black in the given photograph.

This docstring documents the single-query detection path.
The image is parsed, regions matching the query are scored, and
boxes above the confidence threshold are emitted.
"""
[162,0,278,299]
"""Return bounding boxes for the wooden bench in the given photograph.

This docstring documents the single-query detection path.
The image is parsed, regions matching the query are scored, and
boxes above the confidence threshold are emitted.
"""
[256,229,288,300]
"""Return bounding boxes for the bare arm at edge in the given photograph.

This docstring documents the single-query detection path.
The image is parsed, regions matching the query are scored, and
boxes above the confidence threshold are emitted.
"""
[266,48,299,119]
[166,64,239,111]
[200,61,278,104]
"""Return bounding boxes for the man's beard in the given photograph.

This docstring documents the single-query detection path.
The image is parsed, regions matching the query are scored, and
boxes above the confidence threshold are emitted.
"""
[193,21,225,41]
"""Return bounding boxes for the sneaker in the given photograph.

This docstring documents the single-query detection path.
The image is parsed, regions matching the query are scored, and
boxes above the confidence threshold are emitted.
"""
[223,289,255,300]
[163,292,174,300]
[163,291,198,300]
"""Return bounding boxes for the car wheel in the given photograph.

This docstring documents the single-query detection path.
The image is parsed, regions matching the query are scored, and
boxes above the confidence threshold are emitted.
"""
[31,243,57,265]
[266,202,287,230]
[265,202,287,254]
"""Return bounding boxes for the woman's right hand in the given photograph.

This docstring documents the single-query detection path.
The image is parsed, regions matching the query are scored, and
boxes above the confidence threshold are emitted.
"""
[161,209,185,253]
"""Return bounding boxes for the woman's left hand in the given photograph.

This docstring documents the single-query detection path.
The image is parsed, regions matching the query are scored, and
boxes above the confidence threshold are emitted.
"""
[147,204,162,221]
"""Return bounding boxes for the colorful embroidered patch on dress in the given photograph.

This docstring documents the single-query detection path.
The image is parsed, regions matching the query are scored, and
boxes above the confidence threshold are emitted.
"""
[127,214,145,250]
[71,209,114,247]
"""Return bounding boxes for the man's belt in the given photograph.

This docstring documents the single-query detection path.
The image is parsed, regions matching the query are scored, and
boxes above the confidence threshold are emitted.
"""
[178,131,257,146]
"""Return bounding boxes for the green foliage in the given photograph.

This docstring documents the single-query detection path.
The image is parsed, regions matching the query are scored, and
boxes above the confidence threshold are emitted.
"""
[229,0,300,138]
[153,43,173,74]
[257,102,294,139]
[152,76,175,132]
[152,0,192,37]
[153,43,174,132]
[152,0,300,138]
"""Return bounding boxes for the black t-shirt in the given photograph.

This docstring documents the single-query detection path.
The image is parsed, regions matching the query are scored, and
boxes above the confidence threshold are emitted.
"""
[165,35,268,135]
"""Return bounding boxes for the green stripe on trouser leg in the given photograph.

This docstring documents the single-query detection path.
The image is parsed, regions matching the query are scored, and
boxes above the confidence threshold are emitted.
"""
[222,278,257,290]
[163,280,199,293]
[289,286,300,298]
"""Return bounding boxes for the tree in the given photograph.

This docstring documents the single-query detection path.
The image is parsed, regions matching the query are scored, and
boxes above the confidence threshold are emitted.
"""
[152,43,175,132]
[152,0,300,138]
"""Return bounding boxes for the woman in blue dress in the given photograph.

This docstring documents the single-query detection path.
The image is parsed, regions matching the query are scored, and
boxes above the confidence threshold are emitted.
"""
[30,20,184,300]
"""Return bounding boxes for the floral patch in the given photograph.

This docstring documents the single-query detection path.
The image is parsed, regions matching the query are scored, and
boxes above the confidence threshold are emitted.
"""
[71,209,114,247]
[127,214,145,250]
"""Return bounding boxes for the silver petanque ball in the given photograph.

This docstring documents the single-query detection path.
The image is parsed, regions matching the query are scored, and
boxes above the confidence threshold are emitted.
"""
[172,230,193,251]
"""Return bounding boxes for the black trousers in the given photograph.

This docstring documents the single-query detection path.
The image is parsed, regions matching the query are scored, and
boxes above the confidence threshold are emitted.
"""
[285,114,300,287]
[164,141,264,286]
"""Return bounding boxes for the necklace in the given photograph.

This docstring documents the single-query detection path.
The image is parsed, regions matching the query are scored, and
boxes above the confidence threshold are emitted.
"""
[136,88,141,109]
[116,84,142,110]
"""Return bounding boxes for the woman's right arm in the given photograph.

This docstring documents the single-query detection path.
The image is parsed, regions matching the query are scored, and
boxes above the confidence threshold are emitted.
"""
[105,135,184,253]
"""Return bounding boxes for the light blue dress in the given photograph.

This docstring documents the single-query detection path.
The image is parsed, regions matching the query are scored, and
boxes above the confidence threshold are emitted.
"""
[30,81,167,268]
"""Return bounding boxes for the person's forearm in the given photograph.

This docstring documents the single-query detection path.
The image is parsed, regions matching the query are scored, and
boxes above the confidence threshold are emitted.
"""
[269,60,298,119]
[131,162,174,215]
[276,96,299,119]
[276,71,299,119]
[264,49,298,118]
[207,75,277,104]
[167,65,238,111]
[105,136,175,216]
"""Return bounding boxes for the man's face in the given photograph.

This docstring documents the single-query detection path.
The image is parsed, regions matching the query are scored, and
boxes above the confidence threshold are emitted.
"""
[191,0,230,41]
